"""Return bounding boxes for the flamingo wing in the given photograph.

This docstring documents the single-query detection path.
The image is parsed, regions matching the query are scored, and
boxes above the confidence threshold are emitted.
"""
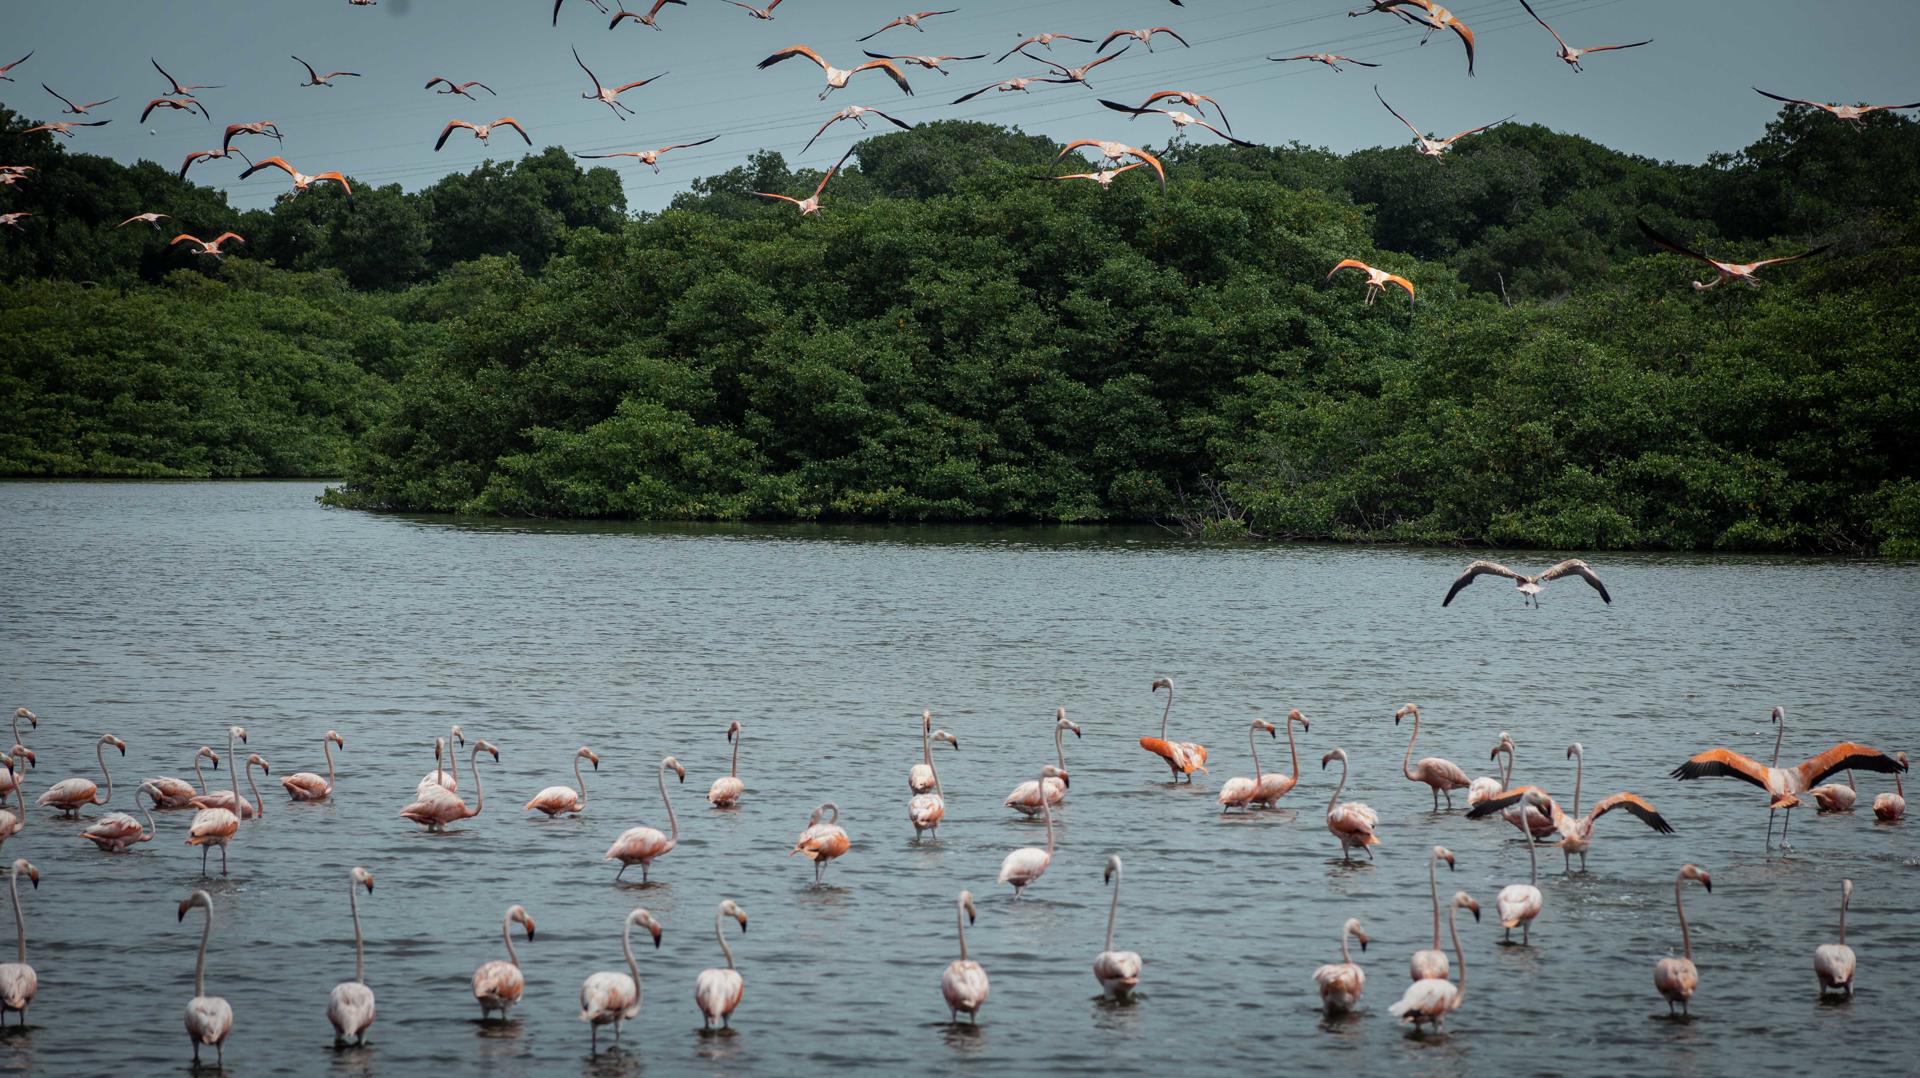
[1444,115,1511,143]
[610,74,665,94]
[293,55,321,82]
[855,59,915,95]
[1098,98,1157,119]
[1096,29,1133,52]
[1585,792,1675,834]
[1384,273,1416,299]
[1753,87,1823,110]
[1328,258,1373,280]
[1668,748,1771,790]
[495,118,532,144]
[1464,785,1560,820]
[240,156,298,180]
[661,135,722,152]
[1795,744,1908,789]
[814,145,856,196]
[1538,558,1611,602]
[1517,0,1568,51]
[953,81,1003,104]
[1374,85,1424,139]
[1443,560,1523,605]
[1749,244,1830,270]
[756,192,804,207]
[434,121,474,151]
[1197,118,1253,146]
[1636,218,1721,267]
[1580,40,1653,56]
[865,110,912,131]
[1082,48,1128,74]
[1152,28,1191,47]
[1125,146,1167,192]
[758,45,830,73]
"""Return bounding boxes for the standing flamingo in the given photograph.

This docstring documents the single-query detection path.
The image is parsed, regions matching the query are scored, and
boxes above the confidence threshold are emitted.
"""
[1141,678,1207,781]
[708,722,745,807]
[908,730,957,840]
[185,728,248,876]
[0,746,30,803]
[399,741,497,832]
[942,890,988,1022]
[1467,733,1509,809]
[1396,704,1471,809]
[1313,918,1369,1015]
[1655,865,1711,1015]
[281,731,345,802]
[190,753,270,819]
[327,867,376,1046]
[472,905,536,1020]
[1412,846,1456,981]
[525,747,599,817]
[1093,855,1142,999]
[1320,748,1380,860]
[416,724,464,797]
[604,756,685,881]
[38,733,124,816]
[1389,892,1478,1031]
[1670,706,1906,846]
[79,783,160,851]
[1005,710,1077,814]
[143,746,221,809]
[1815,879,1856,996]
[695,900,749,1029]
[1873,753,1905,821]
[0,859,36,1027]
[580,908,662,1052]
[180,890,232,1064]
[1488,735,1559,838]
[909,710,953,792]
[1495,790,1548,944]
[997,767,1063,896]
[790,802,851,884]
[1252,709,1310,808]
[1217,719,1276,813]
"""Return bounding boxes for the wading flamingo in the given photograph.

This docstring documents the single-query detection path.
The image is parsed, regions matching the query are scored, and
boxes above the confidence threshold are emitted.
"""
[910,710,952,792]
[143,746,221,809]
[525,747,599,817]
[1413,846,1456,981]
[1808,770,1858,814]
[0,746,29,801]
[859,10,956,40]
[1655,864,1710,1014]
[472,905,535,1020]
[1670,706,1906,846]
[576,136,721,173]
[604,756,685,881]
[1252,709,1310,807]
[185,728,247,875]
[398,740,497,832]
[1396,704,1470,809]
[1815,878,1856,996]
[190,753,269,819]
[79,783,160,851]
[791,802,851,884]
[1480,743,1673,871]
[0,860,36,1027]
[1006,710,1077,814]
[1314,918,1369,1015]
[1467,733,1510,809]
[417,724,464,797]
[1142,678,1207,781]
[1873,753,1905,821]
[0,765,23,850]
[708,722,745,807]
[580,907,661,1052]
[327,867,376,1046]
[293,56,361,87]
[1753,87,1920,124]
[434,118,530,150]
[1094,855,1143,999]
[1517,0,1650,72]
[1321,748,1379,860]
[1389,892,1478,1031]
[994,34,1092,63]
[1270,53,1378,72]
[1218,719,1276,813]
[609,0,687,31]
[1484,734,1558,837]
[942,890,988,1021]
[1328,259,1414,313]
[38,733,124,816]
[998,767,1063,896]
[695,900,748,1029]
[909,730,957,840]
[573,47,666,119]
[281,731,345,802]
[756,146,855,215]
[180,890,232,1065]
[1494,790,1548,944]
[1444,558,1610,607]
[239,156,355,202]
[758,45,913,100]
[1637,219,1827,292]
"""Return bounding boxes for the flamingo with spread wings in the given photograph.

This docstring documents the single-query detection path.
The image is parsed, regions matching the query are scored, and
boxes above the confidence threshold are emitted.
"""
[1140,677,1205,780]
[1328,259,1414,315]
[1637,219,1828,291]
[1444,558,1609,607]
[1754,87,1920,124]
[1517,0,1650,72]
[21,120,110,138]
[995,34,1092,63]
[240,157,354,202]
[862,51,984,76]
[609,0,687,31]
[577,136,719,173]
[425,77,495,99]
[720,0,782,20]
[574,47,666,118]
[1098,27,1189,53]
[1097,99,1251,145]
[1053,140,1165,191]
[1378,1,1476,76]
[1670,706,1906,846]
[759,45,913,100]
[293,56,360,87]
[1028,47,1128,90]
[435,118,530,151]
[1376,86,1507,158]
[859,10,957,40]
[1270,53,1378,73]
[756,147,854,215]
[41,84,115,115]
[801,107,908,153]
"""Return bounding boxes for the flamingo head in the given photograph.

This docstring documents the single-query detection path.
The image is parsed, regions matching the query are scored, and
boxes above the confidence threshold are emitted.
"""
[818,801,839,823]
[248,753,270,775]
[1840,877,1852,905]
[959,889,976,923]
[326,730,346,749]
[726,721,742,741]
[1454,892,1481,920]
[230,725,248,744]
[177,889,211,920]
[509,905,536,940]
[663,755,684,782]
[451,724,466,747]
[1287,708,1309,731]
[1040,764,1069,789]
[196,747,218,769]
[1150,677,1172,694]
[13,859,37,889]
[1253,718,1276,738]
[1566,742,1583,761]
[1103,854,1122,885]
[352,866,374,893]
[9,745,33,769]
[632,907,664,947]
[1770,705,1785,725]
[1059,717,1081,739]
[104,734,127,755]
[579,747,600,770]
[1345,918,1368,950]
[1433,845,1455,870]
[475,739,499,762]
[933,730,958,750]
[719,899,747,933]
[1680,863,1712,892]
[1394,703,1419,724]
[12,708,35,728]
[1321,747,1348,769]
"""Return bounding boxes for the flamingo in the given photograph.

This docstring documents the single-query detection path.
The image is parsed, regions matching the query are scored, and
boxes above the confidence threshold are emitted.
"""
[1348,0,1438,28]
[1096,99,1252,146]
[1140,677,1207,780]
[397,740,497,832]
[552,0,611,26]
[580,907,662,1051]
[576,136,721,173]
[720,0,782,19]
[142,747,221,808]
[0,763,25,851]
[435,118,530,151]
[1005,710,1077,814]
[281,731,345,802]
[424,77,496,98]
[1517,0,1649,72]
[1670,706,1906,846]
[139,96,210,123]
[1637,219,1827,291]
[1028,47,1129,90]
[0,52,30,82]
[0,712,30,776]
[416,724,465,798]
[79,783,160,851]
[909,730,957,840]
[910,709,952,793]
[707,722,746,807]
[524,747,599,817]
[942,890,988,1021]
[953,76,1039,104]
[189,753,269,820]
[180,147,252,180]
[1099,26,1189,52]
[170,232,246,258]
[799,106,909,153]
[1328,259,1414,313]
[1395,703,1470,810]
[758,46,913,100]
[1754,87,1920,124]
[20,120,111,138]
[1251,709,1310,808]
[1494,790,1548,944]
[1809,770,1858,813]
[179,889,233,1065]
[1494,745,1673,870]
[222,121,283,153]
[1314,918,1369,1015]
[1379,0,1476,76]
[1873,753,1906,821]
[1093,855,1143,1000]
[1467,733,1511,809]
[1270,53,1378,72]
[862,51,984,76]
[1412,846,1456,981]
[239,156,355,202]
[41,84,116,115]
[118,212,172,229]
[293,56,361,87]
[0,860,36,1028]
[1654,865,1711,1015]
[995,34,1091,63]
[185,727,246,875]
[604,756,685,880]
[0,213,31,232]
[0,743,29,801]
[609,0,687,30]
[1131,89,1233,131]
[1053,141,1167,191]
[1376,87,1507,159]
[1320,748,1380,860]
[1483,734,1559,837]
[997,766,1063,896]
[1049,164,1146,189]
[38,732,124,816]
[756,146,855,216]
[1389,892,1478,1031]
[790,802,851,884]
[1814,878,1857,996]
[1217,719,1276,813]
[695,900,749,1030]
[859,10,956,40]
[327,867,376,1046]
[1445,558,1610,607]
[472,905,535,1020]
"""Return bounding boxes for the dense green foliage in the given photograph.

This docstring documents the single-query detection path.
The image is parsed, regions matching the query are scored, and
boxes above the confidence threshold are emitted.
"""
[4,107,1917,553]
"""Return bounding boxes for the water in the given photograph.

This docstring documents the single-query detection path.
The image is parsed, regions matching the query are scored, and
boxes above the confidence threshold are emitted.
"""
[0,481,1915,1077]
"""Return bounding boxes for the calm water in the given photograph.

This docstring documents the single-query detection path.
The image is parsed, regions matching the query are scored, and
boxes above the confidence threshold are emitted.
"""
[0,482,1915,1077]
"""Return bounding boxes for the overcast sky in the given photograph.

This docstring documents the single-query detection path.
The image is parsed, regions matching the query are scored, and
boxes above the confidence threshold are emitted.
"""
[6,0,1918,214]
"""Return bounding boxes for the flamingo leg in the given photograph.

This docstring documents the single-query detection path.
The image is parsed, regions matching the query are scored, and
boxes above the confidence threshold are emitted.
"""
[220,846,228,875]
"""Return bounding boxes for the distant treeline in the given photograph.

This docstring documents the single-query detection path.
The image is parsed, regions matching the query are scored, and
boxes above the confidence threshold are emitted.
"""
[2,106,1916,555]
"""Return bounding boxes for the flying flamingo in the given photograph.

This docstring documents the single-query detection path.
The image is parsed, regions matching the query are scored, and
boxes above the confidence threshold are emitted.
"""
[1348,0,1437,27]
[143,746,221,808]
[179,889,232,1065]
[1444,558,1610,607]
[41,84,116,114]
[79,783,160,851]
[1376,87,1507,159]
[189,753,269,819]
[995,33,1092,62]
[1141,677,1207,781]
[140,96,210,123]
[580,907,662,1052]
[1006,710,1077,814]
[1129,89,1233,131]
[1052,140,1165,191]
[1099,26,1189,52]
[180,147,253,180]
[758,46,914,100]
[1809,770,1857,813]
[1754,87,1920,124]
[1270,53,1378,72]
[1494,790,1548,944]
[293,56,361,87]
[909,730,957,840]
[152,58,223,97]
[1313,918,1369,1016]
[1670,705,1906,846]
[21,120,111,138]
[707,722,745,807]
[695,900,749,1030]
[1395,703,1471,809]
[1517,0,1650,72]
[572,47,667,120]
[1093,855,1143,999]
[0,860,34,1027]
[1096,99,1252,145]
[1028,47,1129,90]
[416,724,464,798]
[910,709,953,793]
[953,77,1039,104]
[1217,719,1276,813]
[859,10,956,40]
[1049,164,1146,189]
[604,756,685,880]
[791,802,851,883]
[800,105,909,153]
[997,767,1063,896]
[720,0,782,19]
[435,118,530,150]
[862,51,984,76]
[170,232,247,258]
[0,52,30,82]
[1654,864,1710,1015]
[1320,748,1380,860]
[942,890,988,1022]
[1379,1,1476,76]
[756,146,855,216]
[0,213,31,232]
[524,747,599,817]
[1412,846,1456,981]
[281,731,345,802]
[1814,878,1858,996]
[1389,892,1478,1031]
[397,740,497,832]
[119,212,172,229]
[39,732,124,817]
[1873,753,1905,821]
[1328,259,1414,314]
[425,77,496,98]
[240,157,355,202]
[1637,219,1827,291]
[609,0,687,30]
[222,121,284,152]
[185,727,246,875]
[576,136,721,172]
[472,904,536,1020]
[327,867,376,1046]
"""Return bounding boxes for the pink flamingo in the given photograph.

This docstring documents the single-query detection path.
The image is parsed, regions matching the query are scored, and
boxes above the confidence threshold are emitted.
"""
[0,762,24,850]
[1320,748,1379,860]
[190,753,270,820]
[997,767,1063,896]
[1809,769,1858,813]
[603,756,685,881]
[0,859,36,1027]
[1754,87,1920,124]
[1141,678,1207,781]
[1637,220,1827,292]
[179,889,232,1065]
[942,890,988,1021]
[472,905,536,1020]
[1252,709,1310,808]
[791,802,851,884]
[1487,734,1558,838]
[0,747,31,803]
[79,782,160,851]
[185,727,248,875]
[1005,710,1077,814]
[1494,791,1548,944]
[143,746,221,809]
[758,45,914,100]
[38,732,124,816]
[695,900,749,1029]
[1518,0,1650,72]
[1873,753,1905,821]
[327,867,376,1046]
[910,709,954,792]
[1532,743,1674,871]
[1217,719,1276,813]
[398,740,497,832]
[1313,918,1369,1015]
[1466,733,1510,809]
[580,907,662,1052]
[525,747,599,817]
[708,722,745,807]
[1412,846,1456,981]
[1655,865,1710,1014]
[281,731,345,802]
[909,729,957,840]
[1815,878,1856,996]
[1670,705,1905,846]
[416,724,464,797]
[1093,855,1142,999]
[1389,892,1478,1031]
[1396,703,1470,809]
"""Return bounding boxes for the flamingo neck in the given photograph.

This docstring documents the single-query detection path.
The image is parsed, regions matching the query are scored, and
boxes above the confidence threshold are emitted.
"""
[1338,925,1353,965]
[502,915,520,967]
[244,759,264,818]
[716,909,734,969]
[1326,758,1347,815]
[8,866,23,965]
[1770,717,1783,768]
[1675,876,1692,961]
[138,798,156,841]
[1286,718,1301,780]
[1570,752,1583,816]
[195,904,212,997]
[574,754,588,807]
[349,879,365,984]
[1523,805,1538,886]
[228,733,241,807]
[1054,725,1067,771]
[1105,869,1121,953]
[323,738,337,791]
[1500,747,1512,787]
[957,901,970,962]
[730,731,740,778]
[95,738,113,805]
[1838,890,1848,945]
[464,746,486,818]
[928,745,942,800]
[1158,686,1172,740]
[192,754,209,795]
[1041,773,1054,857]
[622,918,643,1008]
[1249,725,1263,780]
[449,727,461,785]
[921,719,933,770]
[1429,857,1442,949]
[1448,902,1466,1000]
[660,761,678,842]
[1402,713,1420,780]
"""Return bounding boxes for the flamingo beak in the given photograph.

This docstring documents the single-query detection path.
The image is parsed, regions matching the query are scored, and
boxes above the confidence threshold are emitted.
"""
[1701,877,1713,893]
[177,898,192,921]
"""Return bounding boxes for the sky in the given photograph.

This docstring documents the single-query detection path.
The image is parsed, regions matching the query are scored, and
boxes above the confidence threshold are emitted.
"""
[6,0,1920,214]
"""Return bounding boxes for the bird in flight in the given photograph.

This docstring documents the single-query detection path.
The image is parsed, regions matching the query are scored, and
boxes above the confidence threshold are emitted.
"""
[953,76,1039,105]
[1270,53,1378,73]
[1099,27,1189,53]
[1098,100,1251,146]
[1444,560,1610,608]
[799,107,911,153]
[434,118,531,151]
[21,119,111,138]
[1358,1,1474,76]
[1048,163,1146,190]
[1026,47,1128,90]
[41,84,116,115]
[118,212,172,229]
[756,147,856,216]
[140,96,210,124]
[180,146,254,180]
[721,0,782,20]
[0,51,32,82]
[859,10,958,41]
[240,156,355,202]
[1052,140,1166,192]
[1135,90,1233,132]
[170,232,246,258]
[424,77,496,99]
[152,58,223,96]
[1518,0,1650,72]
[222,122,284,154]
[575,135,720,173]
[759,46,914,100]
[1753,87,1920,124]
[995,33,1091,63]
[552,0,610,26]
[1327,259,1415,312]
[1376,87,1507,158]
[294,56,361,87]
[609,0,687,31]
[862,51,985,76]
[1636,220,1827,291]
[573,47,667,118]
[0,212,32,231]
